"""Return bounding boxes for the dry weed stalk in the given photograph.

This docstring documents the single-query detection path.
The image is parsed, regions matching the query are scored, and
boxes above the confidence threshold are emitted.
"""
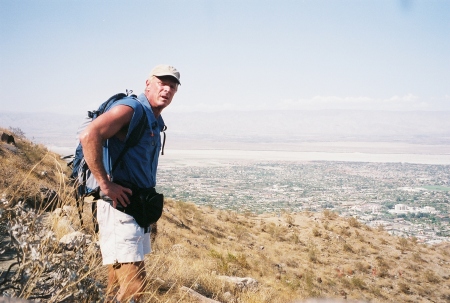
[0,146,105,301]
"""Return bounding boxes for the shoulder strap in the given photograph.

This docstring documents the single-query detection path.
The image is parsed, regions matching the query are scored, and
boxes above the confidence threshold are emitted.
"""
[161,125,167,155]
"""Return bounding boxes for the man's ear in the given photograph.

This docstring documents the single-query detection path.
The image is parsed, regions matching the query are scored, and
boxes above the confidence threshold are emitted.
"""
[145,76,154,89]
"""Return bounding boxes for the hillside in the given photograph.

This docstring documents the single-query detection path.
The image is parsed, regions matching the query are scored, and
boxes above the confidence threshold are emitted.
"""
[0,127,449,303]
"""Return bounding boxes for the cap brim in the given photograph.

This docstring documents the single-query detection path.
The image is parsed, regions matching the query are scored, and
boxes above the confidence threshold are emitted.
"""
[154,74,181,85]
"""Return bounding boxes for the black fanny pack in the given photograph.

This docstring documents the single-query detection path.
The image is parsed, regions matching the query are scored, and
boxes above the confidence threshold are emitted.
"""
[103,180,164,228]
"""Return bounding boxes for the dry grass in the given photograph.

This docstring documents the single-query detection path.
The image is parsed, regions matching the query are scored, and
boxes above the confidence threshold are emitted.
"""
[1,131,450,302]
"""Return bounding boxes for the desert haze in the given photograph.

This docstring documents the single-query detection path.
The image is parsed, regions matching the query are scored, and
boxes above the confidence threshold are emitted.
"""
[1,110,449,164]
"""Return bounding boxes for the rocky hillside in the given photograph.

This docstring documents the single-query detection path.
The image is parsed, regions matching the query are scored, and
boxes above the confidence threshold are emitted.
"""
[0,127,449,302]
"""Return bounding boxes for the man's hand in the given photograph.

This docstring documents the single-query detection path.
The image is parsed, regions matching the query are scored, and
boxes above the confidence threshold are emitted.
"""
[100,181,133,208]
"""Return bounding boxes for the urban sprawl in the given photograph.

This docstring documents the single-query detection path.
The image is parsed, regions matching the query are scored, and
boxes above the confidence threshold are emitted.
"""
[157,161,450,245]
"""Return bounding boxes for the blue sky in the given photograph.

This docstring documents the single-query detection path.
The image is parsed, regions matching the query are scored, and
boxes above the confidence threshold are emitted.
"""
[1,0,449,114]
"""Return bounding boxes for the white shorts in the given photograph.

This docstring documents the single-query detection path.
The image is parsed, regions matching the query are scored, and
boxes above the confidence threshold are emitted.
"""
[96,199,151,265]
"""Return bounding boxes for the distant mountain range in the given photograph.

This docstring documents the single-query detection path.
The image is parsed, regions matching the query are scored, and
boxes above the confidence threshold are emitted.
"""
[164,110,450,144]
[1,110,449,150]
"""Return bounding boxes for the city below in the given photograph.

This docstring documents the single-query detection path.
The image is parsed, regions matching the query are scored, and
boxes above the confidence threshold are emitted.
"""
[156,155,450,245]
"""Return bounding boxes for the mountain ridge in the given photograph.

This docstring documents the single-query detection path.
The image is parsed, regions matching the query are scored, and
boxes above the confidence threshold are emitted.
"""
[1,110,450,149]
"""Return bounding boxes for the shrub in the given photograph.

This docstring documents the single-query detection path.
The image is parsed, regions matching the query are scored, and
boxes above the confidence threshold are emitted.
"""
[312,227,321,237]
[290,233,301,244]
[9,126,26,138]
[308,241,319,263]
[348,217,361,228]
[424,270,440,283]
[351,277,366,289]
[323,209,337,220]
[303,270,320,297]
[398,282,410,294]
[355,261,370,273]
[284,213,295,225]
[343,243,354,253]
[398,237,409,252]
[412,252,425,263]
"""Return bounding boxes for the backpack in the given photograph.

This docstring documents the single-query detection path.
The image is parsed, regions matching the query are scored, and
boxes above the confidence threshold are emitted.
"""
[67,90,150,230]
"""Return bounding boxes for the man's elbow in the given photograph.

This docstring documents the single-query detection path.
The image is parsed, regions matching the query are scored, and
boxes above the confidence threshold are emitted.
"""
[79,130,91,148]
[80,128,105,148]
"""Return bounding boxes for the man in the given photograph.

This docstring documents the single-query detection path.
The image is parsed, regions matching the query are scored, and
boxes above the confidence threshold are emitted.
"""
[80,64,180,302]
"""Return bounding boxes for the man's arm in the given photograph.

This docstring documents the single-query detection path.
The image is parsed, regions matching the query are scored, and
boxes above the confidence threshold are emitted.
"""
[79,105,134,208]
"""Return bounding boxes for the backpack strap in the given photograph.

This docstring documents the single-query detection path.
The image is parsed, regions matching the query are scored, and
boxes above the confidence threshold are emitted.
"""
[161,125,167,155]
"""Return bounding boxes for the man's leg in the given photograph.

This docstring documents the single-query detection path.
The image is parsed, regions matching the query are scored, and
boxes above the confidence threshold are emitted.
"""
[106,265,119,302]
[96,200,150,302]
[115,261,147,302]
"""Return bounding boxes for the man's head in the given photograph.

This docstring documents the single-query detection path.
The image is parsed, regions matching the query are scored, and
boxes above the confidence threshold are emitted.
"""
[145,64,180,117]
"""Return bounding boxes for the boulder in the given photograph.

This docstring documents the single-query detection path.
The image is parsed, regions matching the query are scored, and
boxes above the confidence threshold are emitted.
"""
[1,133,15,145]
[180,286,221,303]
[59,231,87,250]
[217,276,258,290]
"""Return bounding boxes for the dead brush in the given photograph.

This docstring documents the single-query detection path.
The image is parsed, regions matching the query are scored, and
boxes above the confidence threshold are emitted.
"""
[424,270,440,283]
[351,276,366,290]
[1,197,104,301]
[312,226,321,237]
[307,241,319,263]
[0,144,105,301]
[322,209,337,220]
[397,237,409,253]
[348,216,361,228]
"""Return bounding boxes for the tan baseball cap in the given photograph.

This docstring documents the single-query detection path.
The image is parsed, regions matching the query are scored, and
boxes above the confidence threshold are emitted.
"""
[150,64,181,84]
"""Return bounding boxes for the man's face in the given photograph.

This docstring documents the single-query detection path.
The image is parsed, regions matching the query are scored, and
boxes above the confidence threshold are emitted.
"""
[145,76,178,112]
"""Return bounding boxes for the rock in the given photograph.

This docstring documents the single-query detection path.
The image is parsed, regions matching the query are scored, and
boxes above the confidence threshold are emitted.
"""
[53,208,63,216]
[218,276,258,290]
[59,231,86,249]
[56,216,76,234]
[62,205,76,215]
[223,291,234,303]
[1,133,16,145]
[152,277,166,286]
[180,286,222,303]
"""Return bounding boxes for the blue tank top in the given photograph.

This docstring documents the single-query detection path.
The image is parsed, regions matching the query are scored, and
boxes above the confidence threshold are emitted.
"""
[103,93,164,188]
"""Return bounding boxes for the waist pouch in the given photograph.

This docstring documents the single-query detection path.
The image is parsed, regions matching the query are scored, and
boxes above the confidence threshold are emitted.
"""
[103,180,164,228]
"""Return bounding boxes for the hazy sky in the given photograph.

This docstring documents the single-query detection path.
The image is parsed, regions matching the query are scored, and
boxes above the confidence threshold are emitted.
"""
[1,0,449,115]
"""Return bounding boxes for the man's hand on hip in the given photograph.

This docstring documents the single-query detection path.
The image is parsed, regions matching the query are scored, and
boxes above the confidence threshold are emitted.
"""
[101,181,132,208]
